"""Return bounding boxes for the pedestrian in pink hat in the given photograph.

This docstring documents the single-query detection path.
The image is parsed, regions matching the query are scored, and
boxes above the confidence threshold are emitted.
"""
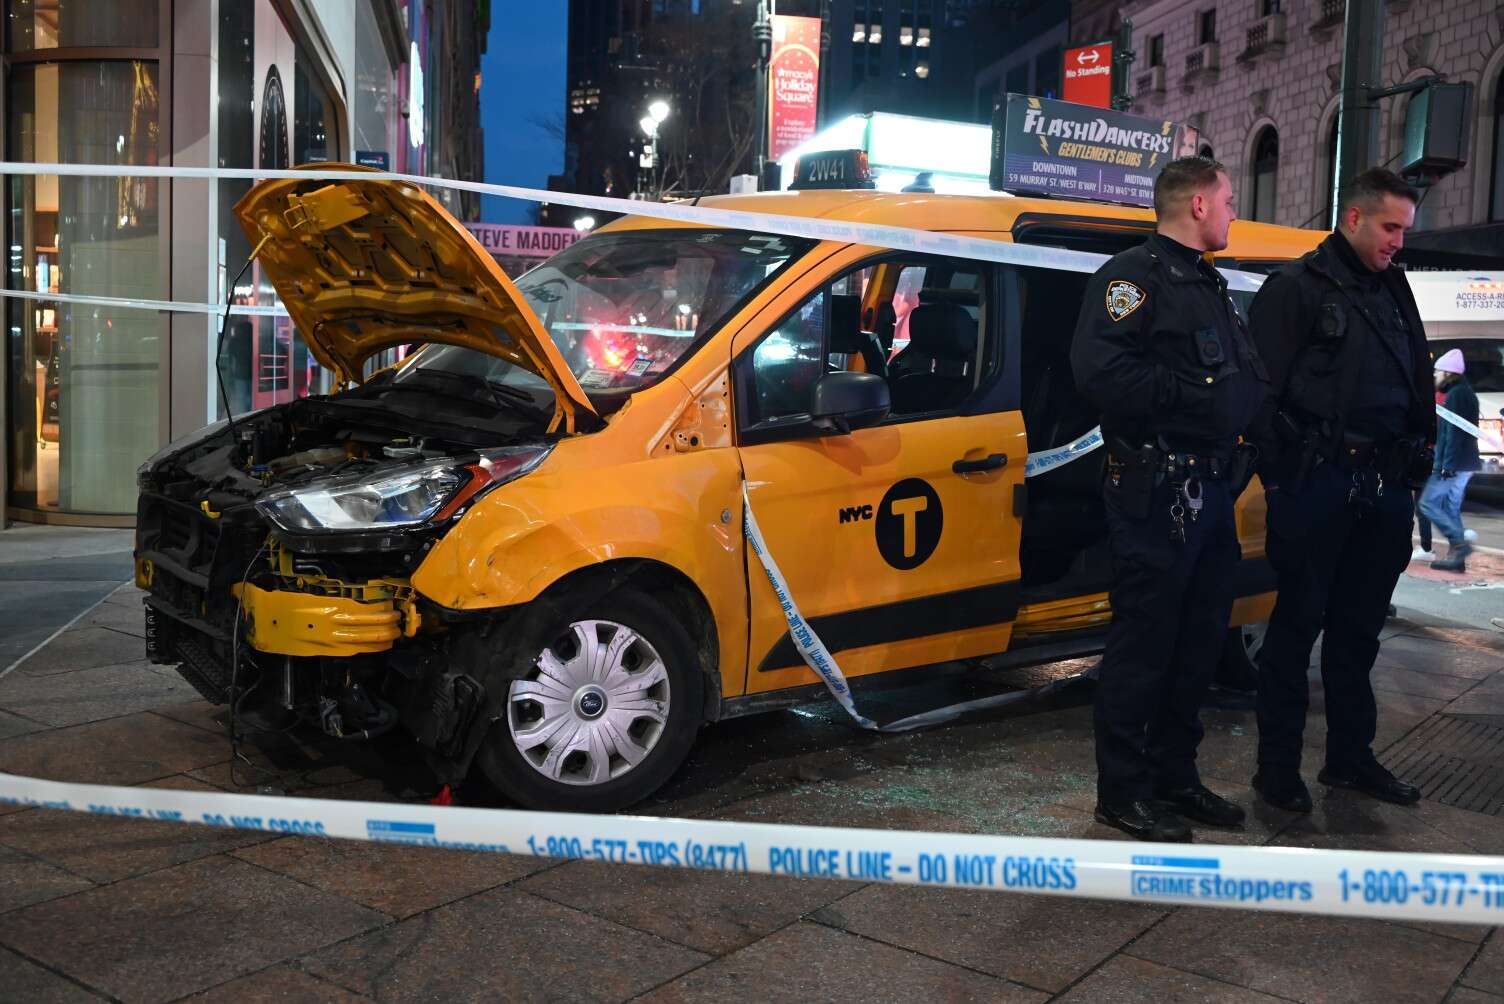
[1419,348,1480,572]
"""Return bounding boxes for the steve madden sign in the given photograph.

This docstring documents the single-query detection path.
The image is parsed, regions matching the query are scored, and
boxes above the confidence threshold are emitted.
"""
[991,94,1200,207]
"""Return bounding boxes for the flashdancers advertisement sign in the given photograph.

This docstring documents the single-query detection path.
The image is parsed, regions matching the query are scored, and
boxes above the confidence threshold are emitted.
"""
[768,14,821,161]
[990,94,1200,208]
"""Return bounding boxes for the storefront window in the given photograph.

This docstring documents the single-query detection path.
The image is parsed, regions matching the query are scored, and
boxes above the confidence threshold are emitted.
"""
[216,0,342,419]
[217,0,256,415]
[294,53,340,165]
[6,60,162,515]
[6,0,159,52]
[353,9,399,166]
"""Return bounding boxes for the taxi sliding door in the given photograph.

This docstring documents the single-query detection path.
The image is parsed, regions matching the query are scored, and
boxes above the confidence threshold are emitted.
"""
[732,247,1027,697]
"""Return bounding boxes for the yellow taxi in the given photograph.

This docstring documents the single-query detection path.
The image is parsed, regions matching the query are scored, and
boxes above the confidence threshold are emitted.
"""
[133,161,1323,810]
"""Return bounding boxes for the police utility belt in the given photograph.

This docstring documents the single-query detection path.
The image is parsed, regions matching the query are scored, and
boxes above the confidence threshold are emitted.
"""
[1273,410,1433,492]
[1106,436,1244,481]
[1106,436,1256,544]
[1329,435,1420,477]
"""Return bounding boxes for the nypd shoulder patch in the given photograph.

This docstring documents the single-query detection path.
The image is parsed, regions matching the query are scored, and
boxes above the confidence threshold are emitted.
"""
[1105,280,1146,322]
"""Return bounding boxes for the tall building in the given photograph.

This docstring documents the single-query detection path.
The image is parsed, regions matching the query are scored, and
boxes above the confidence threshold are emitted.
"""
[2,0,488,526]
[1068,0,1122,47]
[1111,0,1504,249]
[549,0,1026,221]
[972,0,1071,121]
[820,0,1019,124]
[553,0,764,217]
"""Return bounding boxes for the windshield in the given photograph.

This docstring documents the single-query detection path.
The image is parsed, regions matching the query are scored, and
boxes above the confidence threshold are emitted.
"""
[1434,340,1504,393]
[403,228,813,400]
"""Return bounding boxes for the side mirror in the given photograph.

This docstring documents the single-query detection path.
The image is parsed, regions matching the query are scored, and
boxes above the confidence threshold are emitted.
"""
[809,371,890,435]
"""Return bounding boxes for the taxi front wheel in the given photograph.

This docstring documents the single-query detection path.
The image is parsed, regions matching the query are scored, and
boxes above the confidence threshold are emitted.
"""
[1215,622,1266,694]
[476,590,704,812]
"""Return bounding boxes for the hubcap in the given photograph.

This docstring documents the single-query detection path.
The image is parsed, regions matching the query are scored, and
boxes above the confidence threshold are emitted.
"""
[506,619,671,786]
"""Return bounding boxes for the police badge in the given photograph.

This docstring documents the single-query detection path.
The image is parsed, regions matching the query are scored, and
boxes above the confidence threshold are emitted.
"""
[1105,280,1145,322]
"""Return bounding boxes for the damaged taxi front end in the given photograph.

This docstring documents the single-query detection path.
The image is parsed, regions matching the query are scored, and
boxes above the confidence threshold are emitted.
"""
[134,167,589,778]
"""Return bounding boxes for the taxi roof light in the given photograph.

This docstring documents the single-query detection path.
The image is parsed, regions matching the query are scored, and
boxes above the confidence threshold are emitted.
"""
[789,149,876,191]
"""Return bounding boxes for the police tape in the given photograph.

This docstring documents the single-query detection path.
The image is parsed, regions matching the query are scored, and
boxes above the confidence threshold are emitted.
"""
[742,481,881,731]
[3,768,1503,925]
[1024,426,1104,478]
[0,284,289,318]
[1438,403,1504,454]
[0,160,1269,293]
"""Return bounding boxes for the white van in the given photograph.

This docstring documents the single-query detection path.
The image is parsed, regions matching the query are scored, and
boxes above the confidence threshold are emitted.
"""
[1407,272,1504,485]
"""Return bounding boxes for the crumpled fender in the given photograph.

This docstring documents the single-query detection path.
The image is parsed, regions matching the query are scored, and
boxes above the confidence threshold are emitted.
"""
[411,432,749,695]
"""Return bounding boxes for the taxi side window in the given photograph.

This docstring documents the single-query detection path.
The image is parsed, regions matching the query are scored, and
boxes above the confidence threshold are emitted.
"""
[885,265,984,416]
[749,289,829,423]
[738,256,992,439]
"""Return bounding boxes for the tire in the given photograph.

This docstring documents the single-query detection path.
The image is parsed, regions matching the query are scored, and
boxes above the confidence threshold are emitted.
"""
[1215,622,1266,694]
[475,590,704,812]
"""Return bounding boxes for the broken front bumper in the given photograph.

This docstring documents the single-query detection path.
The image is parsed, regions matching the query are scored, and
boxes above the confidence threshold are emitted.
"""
[232,582,420,658]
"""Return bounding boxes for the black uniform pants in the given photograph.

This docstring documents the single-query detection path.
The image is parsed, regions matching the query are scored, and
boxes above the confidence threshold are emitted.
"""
[1256,462,1413,772]
[1096,476,1240,804]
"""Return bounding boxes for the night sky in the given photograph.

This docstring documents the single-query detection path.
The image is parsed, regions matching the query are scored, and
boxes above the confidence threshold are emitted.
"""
[480,2,568,224]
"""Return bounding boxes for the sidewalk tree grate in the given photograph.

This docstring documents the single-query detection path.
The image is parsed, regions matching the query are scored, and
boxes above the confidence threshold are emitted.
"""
[1382,714,1504,816]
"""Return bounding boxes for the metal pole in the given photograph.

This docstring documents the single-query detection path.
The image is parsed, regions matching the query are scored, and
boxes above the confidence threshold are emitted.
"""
[1112,18,1135,111]
[817,0,831,129]
[753,0,772,180]
[1334,0,1385,227]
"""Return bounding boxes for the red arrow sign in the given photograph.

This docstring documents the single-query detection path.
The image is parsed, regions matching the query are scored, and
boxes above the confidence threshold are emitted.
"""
[1062,42,1114,108]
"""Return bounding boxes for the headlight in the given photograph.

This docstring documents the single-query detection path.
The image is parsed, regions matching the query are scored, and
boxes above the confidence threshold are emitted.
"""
[260,463,462,532]
[256,446,550,534]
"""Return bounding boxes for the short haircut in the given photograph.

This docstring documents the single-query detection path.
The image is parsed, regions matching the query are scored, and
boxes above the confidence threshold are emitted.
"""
[1153,156,1226,219]
[1338,168,1418,215]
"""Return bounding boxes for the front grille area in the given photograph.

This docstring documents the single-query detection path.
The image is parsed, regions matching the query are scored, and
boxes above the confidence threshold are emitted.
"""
[135,491,269,644]
[137,492,272,704]
[138,494,222,577]
[158,507,193,553]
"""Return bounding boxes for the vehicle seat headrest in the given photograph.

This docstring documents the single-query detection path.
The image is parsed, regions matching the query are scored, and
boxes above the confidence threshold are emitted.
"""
[906,301,976,360]
[828,293,865,354]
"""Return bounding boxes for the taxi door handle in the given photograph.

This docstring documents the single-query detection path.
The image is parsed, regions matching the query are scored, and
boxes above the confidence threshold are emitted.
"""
[952,453,1008,475]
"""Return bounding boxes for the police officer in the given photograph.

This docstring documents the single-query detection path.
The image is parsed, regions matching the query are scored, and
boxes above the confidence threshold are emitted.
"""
[1071,157,1268,841]
[1249,168,1432,811]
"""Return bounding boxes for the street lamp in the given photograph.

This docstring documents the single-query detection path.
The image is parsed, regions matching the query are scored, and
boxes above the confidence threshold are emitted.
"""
[639,100,671,200]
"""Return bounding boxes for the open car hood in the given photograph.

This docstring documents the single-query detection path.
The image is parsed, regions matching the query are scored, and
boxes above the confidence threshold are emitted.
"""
[234,165,596,430]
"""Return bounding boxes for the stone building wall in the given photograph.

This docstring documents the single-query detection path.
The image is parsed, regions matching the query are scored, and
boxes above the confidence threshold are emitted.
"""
[1120,0,1504,233]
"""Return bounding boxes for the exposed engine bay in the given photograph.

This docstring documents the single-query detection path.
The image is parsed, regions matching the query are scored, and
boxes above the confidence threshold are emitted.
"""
[135,387,554,786]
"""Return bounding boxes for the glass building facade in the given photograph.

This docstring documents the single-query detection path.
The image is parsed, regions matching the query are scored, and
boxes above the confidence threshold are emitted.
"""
[5,0,166,519]
[2,0,464,525]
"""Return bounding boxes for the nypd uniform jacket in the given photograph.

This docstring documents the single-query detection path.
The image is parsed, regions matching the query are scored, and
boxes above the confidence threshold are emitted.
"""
[1070,233,1268,455]
[1247,231,1434,777]
[1246,232,1434,482]
[1069,233,1269,807]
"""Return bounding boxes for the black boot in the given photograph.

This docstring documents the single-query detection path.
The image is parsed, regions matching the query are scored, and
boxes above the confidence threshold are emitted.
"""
[1095,800,1192,842]
[1252,769,1313,813]
[1431,542,1472,573]
[1318,761,1420,805]
[1156,784,1246,827]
